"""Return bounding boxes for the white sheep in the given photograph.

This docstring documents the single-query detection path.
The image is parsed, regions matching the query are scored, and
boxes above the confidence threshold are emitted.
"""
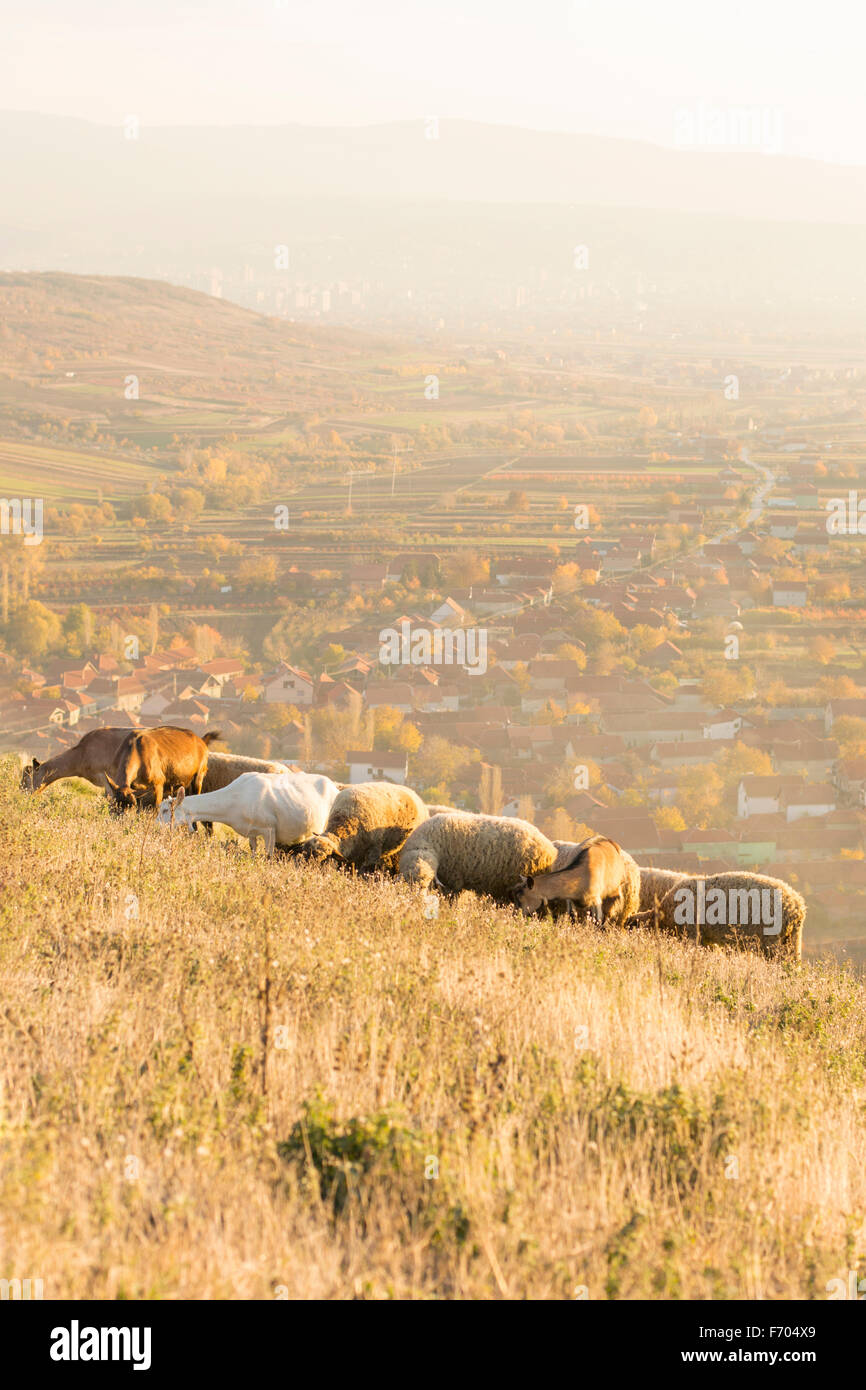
[399,812,558,901]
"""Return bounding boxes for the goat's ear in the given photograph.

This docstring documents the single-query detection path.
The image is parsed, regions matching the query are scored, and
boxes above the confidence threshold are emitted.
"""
[32,758,41,770]
[175,785,186,806]
[524,876,534,890]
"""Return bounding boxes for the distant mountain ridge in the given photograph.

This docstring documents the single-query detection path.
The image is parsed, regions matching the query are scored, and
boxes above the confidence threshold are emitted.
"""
[4,113,866,335]
[2,111,866,226]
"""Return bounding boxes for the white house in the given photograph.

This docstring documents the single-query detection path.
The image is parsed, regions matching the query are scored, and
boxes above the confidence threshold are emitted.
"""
[345,750,409,785]
[703,709,742,740]
[737,775,792,819]
[772,582,808,608]
[429,597,473,626]
[785,785,836,822]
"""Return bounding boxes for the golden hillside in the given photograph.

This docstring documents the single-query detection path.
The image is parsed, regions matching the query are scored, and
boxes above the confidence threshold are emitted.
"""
[2,764,865,1299]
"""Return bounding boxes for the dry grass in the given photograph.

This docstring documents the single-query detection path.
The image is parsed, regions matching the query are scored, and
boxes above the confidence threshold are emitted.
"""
[1,761,866,1300]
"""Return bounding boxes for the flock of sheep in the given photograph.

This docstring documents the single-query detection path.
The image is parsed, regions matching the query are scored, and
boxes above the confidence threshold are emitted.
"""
[20,725,806,959]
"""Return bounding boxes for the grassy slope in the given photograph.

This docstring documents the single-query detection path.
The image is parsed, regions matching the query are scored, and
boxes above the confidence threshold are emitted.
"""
[1,761,865,1300]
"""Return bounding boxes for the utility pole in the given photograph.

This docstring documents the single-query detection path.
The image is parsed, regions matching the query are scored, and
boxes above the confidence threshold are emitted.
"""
[344,468,375,516]
[391,437,414,497]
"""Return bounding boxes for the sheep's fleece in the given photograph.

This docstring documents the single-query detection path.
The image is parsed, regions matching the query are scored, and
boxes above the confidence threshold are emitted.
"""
[636,866,689,915]
[201,752,287,793]
[301,781,429,870]
[655,871,805,959]
[399,812,558,898]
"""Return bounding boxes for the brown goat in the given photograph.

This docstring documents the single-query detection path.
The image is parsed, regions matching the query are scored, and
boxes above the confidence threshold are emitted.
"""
[104,726,220,813]
[513,834,640,926]
[21,726,130,794]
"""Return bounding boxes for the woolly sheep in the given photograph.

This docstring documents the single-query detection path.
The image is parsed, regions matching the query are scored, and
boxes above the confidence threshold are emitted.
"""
[514,835,640,926]
[652,871,804,959]
[636,866,689,915]
[399,812,558,901]
[201,751,288,793]
[297,781,429,872]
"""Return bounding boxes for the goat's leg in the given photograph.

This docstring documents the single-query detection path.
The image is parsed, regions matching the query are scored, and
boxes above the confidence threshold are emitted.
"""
[580,899,602,926]
[602,891,623,926]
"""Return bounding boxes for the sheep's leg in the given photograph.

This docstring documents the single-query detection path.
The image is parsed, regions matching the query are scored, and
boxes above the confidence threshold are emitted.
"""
[263,827,276,859]
[248,832,259,855]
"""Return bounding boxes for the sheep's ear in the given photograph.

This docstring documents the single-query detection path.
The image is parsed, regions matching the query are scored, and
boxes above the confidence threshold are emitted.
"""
[105,774,119,791]
[524,876,534,890]
[32,758,41,770]
[176,786,186,806]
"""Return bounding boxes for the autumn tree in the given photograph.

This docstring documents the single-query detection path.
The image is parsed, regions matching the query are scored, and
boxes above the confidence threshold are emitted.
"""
[412,736,477,797]
[830,717,866,759]
[479,763,503,814]
[372,707,423,756]
[675,764,725,828]
[808,634,835,666]
[5,600,62,657]
[61,603,94,657]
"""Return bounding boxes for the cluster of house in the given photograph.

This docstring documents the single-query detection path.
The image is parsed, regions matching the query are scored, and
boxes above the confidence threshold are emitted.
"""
[0,646,310,751]
[3,444,864,943]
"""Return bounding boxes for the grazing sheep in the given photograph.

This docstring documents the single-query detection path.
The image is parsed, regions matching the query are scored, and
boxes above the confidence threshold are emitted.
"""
[201,751,288,793]
[652,871,805,959]
[399,812,558,901]
[636,866,689,915]
[514,835,640,926]
[298,782,429,872]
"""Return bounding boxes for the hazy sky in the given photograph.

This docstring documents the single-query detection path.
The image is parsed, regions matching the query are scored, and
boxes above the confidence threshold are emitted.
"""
[1,0,862,164]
